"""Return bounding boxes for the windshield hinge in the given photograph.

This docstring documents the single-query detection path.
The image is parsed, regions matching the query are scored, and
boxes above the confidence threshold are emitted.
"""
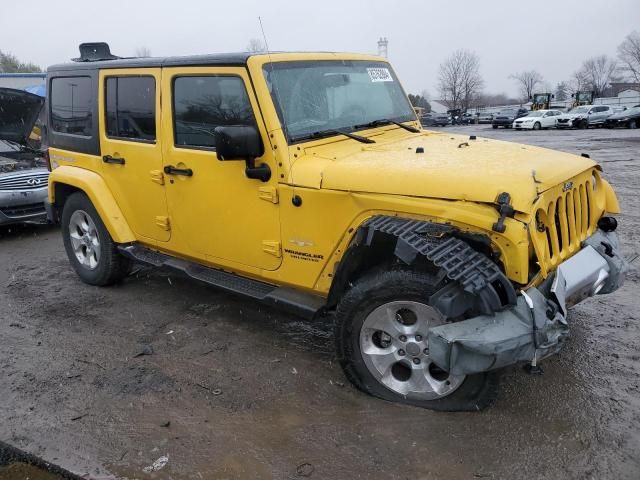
[262,240,281,257]
[258,186,279,204]
[150,169,165,185]
[155,216,171,231]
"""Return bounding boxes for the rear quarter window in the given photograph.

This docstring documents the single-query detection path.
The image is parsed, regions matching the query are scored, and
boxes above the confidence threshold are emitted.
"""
[50,76,93,136]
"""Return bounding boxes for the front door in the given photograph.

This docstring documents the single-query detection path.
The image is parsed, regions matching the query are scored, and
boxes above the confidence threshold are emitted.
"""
[99,68,170,242]
[160,67,281,271]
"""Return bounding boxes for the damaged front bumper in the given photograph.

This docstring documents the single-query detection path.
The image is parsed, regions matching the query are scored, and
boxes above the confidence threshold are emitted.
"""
[427,229,628,376]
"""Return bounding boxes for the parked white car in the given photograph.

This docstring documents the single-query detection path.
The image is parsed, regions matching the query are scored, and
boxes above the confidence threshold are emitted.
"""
[512,110,563,130]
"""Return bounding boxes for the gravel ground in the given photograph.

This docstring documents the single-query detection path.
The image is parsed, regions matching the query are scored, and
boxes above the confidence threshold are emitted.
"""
[0,126,638,480]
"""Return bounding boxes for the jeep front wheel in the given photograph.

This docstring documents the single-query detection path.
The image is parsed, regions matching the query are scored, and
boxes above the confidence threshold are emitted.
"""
[335,269,499,411]
[61,192,131,286]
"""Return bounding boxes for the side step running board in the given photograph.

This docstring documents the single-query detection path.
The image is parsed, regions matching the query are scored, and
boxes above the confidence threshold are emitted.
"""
[118,245,326,319]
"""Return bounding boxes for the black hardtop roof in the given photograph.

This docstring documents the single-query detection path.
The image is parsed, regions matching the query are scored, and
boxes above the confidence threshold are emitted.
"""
[47,51,371,73]
[48,52,254,72]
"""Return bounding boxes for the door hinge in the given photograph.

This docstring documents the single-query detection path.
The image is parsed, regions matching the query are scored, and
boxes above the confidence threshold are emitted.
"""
[150,169,165,185]
[155,216,171,231]
[262,240,281,257]
[258,186,279,204]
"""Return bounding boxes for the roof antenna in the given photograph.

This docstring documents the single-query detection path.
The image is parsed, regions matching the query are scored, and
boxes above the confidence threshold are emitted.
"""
[258,17,301,206]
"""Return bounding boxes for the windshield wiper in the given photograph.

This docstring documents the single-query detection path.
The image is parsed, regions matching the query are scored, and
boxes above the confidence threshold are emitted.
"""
[354,118,421,133]
[303,129,375,144]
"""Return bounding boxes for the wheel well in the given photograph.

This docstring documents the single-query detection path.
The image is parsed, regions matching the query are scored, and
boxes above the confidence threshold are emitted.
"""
[52,183,82,222]
[326,231,399,309]
[326,216,516,315]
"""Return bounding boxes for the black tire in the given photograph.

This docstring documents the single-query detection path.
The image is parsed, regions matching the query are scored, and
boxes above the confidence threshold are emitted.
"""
[533,122,541,131]
[335,269,499,412]
[492,125,498,129]
[61,192,131,286]
[580,119,588,129]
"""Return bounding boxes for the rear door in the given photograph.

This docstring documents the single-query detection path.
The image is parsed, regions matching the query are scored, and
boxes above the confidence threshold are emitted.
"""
[99,68,170,242]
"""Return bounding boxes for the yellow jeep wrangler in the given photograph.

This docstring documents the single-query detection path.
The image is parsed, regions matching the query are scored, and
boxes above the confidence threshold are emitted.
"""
[46,43,627,411]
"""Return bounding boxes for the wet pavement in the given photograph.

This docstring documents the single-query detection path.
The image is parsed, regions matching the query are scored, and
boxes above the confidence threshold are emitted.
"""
[0,126,638,479]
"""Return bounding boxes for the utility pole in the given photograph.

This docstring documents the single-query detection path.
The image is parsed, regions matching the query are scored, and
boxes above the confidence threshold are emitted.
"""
[377,37,388,58]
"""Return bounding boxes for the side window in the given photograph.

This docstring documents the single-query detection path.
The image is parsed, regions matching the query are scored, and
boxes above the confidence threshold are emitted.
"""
[173,76,256,149]
[50,77,93,136]
[105,76,156,141]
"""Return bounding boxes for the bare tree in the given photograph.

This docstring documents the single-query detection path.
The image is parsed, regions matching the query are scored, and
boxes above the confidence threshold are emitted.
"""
[135,47,152,57]
[246,38,266,53]
[437,49,484,111]
[0,50,41,73]
[555,81,569,101]
[618,31,640,83]
[574,55,618,97]
[510,70,544,100]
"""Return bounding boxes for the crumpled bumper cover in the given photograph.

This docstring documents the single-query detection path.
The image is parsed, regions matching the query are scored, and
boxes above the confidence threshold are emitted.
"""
[427,229,628,376]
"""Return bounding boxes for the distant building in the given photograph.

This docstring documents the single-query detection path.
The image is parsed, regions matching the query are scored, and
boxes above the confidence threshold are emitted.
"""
[608,82,640,97]
[0,72,46,90]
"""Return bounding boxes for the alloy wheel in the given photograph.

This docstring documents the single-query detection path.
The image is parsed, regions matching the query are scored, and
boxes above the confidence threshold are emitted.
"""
[359,300,465,400]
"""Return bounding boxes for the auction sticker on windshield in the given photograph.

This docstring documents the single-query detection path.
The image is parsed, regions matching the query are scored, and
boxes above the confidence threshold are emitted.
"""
[367,68,393,82]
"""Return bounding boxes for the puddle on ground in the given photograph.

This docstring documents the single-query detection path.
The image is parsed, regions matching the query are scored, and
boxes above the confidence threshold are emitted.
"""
[0,462,65,480]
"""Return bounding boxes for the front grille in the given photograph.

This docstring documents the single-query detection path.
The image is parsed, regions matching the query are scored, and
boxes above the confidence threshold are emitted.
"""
[558,119,569,123]
[530,169,605,276]
[0,203,46,218]
[0,172,49,191]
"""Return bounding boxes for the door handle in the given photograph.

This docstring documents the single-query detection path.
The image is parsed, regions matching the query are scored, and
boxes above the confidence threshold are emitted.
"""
[164,165,193,177]
[103,155,126,165]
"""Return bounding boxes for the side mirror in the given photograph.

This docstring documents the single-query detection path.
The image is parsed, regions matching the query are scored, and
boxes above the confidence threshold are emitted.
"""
[214,125,270,182]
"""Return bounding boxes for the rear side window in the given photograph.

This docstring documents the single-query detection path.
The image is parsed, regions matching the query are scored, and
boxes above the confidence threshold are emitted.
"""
[50,77,93,136]
[105,76,156,141]
[173,76,256,149]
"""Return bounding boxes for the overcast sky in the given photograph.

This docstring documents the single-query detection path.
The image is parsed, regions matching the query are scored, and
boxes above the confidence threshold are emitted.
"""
[2,0,639,97]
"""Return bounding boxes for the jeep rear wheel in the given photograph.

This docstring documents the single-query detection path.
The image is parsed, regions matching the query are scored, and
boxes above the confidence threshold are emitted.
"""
[61,192,131,286]
[335,270,499,411]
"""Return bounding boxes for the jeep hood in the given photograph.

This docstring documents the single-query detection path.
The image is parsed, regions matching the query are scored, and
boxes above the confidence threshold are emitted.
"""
[0,87,44,145]
[290,131,597,213]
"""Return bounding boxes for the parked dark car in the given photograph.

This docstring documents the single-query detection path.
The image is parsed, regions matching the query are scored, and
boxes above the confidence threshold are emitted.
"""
[0,88,49,225]
[492,107,529,129]
[605,105,640,129]
[477,112,493,124]
[419,113,437,127]
[461,112,476,124]
[433,113,451,126]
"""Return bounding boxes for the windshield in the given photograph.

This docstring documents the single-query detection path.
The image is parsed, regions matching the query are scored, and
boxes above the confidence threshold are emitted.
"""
[525,111,544,117]
[570,106,590,114]
[263,60,416,142]
[498,109,516,115]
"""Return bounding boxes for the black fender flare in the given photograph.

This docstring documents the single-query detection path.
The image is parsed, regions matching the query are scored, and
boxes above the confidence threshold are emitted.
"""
[328,216,517,316]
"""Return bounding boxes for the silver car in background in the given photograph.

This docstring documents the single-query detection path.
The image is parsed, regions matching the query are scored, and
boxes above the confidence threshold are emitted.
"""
[0,87,49,225]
